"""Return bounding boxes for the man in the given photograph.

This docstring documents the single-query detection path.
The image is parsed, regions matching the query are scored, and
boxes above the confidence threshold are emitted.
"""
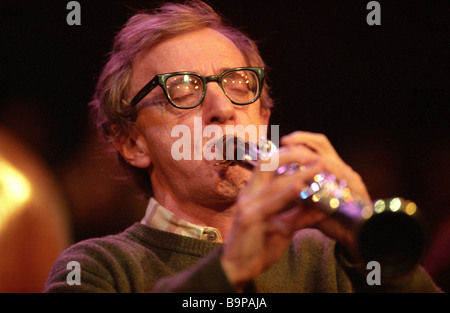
[44,0,440,292]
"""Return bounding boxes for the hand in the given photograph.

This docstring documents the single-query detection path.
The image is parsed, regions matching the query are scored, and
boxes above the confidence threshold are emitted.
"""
[281,131,371,205]
[221,131,371,289]
[281,131,372,251]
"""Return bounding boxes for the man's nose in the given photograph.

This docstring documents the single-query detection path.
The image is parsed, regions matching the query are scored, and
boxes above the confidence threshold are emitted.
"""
[201,83,237,125]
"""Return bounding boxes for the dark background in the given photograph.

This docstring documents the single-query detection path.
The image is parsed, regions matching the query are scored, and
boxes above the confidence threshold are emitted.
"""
[1,0,449,290]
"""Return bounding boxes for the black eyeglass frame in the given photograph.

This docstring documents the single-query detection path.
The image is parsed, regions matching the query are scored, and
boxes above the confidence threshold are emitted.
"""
[129,67,265,109]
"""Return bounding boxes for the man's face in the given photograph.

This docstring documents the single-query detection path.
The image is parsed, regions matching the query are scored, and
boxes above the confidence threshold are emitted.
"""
[127,27,270,209]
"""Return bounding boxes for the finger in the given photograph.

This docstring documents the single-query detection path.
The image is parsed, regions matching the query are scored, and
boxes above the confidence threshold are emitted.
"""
[251,144,319,184]
[277,145,319,166]
[281,131,370,203]
[318,156,371,204]
[267,205,326,237]
[314,217,356,251]
[241,161,324,218]
[281,131,340,159]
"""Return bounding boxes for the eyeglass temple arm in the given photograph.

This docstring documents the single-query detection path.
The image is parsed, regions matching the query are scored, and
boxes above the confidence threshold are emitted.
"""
[129,78,159,107]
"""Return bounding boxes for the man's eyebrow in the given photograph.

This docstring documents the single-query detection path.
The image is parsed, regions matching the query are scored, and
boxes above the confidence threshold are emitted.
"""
[203,67,244,76]
[217,67,230,74]
[216,67,239,75]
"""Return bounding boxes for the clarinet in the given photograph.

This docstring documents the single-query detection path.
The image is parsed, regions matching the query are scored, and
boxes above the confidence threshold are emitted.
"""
[215,135,425,279]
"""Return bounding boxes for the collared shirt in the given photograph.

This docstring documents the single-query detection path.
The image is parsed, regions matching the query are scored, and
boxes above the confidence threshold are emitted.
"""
[141,197,223,243]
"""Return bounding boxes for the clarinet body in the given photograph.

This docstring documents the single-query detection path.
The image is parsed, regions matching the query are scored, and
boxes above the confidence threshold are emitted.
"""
[215,135,425,278]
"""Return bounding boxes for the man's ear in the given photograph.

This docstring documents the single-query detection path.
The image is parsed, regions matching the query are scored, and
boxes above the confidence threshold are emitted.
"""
[112,129,151,169]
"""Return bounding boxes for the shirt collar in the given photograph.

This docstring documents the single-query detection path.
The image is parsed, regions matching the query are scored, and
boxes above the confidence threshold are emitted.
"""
[141,197,223,243]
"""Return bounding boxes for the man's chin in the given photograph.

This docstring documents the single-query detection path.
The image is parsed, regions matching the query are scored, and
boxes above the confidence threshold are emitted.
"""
[215,165,251,199]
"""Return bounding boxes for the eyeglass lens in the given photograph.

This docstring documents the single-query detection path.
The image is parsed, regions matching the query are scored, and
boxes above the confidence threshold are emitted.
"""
[165,69,259,108]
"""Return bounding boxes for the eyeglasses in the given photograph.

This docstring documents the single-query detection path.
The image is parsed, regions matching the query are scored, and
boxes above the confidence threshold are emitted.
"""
[129,67,265,109]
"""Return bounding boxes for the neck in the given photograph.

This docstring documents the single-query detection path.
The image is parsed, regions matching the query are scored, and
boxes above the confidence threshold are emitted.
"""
[153,190,236,241]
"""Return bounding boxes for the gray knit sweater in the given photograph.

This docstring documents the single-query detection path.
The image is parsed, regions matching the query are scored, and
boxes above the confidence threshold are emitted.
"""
[43,222,440,293]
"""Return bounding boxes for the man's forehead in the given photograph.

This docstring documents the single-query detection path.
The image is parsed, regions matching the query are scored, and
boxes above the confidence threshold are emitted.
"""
[132,27,247,76]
